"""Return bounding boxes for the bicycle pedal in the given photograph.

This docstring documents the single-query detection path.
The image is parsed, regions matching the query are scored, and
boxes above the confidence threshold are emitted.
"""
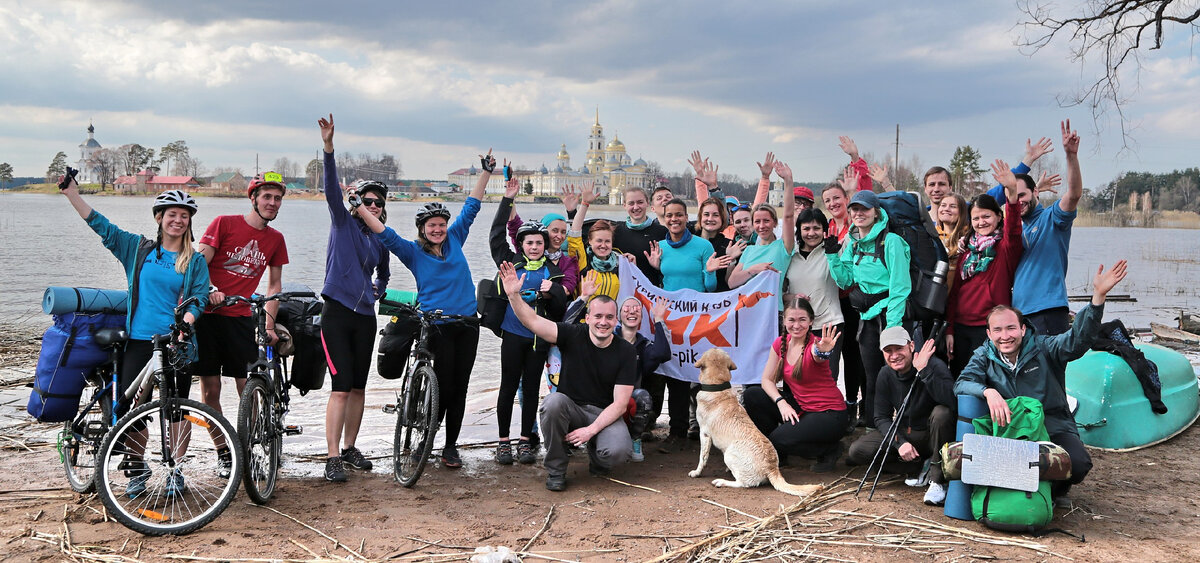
[382,404,397,414]
[283,425,303,436]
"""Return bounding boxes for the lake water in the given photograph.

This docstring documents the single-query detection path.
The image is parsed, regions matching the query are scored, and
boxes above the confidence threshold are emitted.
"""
[2,193,1198,473]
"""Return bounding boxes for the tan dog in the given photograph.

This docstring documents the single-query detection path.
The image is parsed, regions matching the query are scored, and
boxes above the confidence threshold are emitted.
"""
[689,348,821,497]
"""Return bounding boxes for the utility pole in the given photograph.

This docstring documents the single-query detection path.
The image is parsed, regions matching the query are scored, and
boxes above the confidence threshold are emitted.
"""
[894,124,900,178]
[255,153,260,176]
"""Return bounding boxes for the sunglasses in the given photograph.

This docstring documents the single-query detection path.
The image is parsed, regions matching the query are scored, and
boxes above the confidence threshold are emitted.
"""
[361,197,386,208]
[729,203,751,212]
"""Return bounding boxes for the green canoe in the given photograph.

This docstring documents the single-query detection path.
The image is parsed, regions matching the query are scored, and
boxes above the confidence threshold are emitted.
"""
[1066,343,1199,451]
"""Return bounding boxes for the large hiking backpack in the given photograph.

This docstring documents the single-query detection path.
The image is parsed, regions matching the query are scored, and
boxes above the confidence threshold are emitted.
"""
[28,312,125,422]
[276,286,325,395]
[970,396,1055,533]
[856,191,949,322]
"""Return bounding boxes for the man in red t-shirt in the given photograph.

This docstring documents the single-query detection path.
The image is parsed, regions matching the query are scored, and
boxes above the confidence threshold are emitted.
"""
[196,173,289,425]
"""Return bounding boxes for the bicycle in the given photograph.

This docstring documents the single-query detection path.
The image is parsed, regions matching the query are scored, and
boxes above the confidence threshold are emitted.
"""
[379,298,477,487]
[218,291,314,504]
[58,326,126,493]
[94,297,245,535]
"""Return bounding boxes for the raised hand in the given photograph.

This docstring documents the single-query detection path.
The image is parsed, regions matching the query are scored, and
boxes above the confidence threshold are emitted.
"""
[838,136,860,161]
[504,176,520,199]
[773,161,793,184]
[1023,137,1054,165]
[868,163,889,184]
[498,261,526,298]
[705,253,733,272]
[688,150,709,177]
[756,152,776,179]
[560,184,579,212]
[1061,119,1080,156]
[643,241,662,270]
[1036,171,1062,194]
[651,297,670,324]
[912,338,937,372]
[696,159,718,188]
[990,159,1016,189]
[815,323,841,354]
[479,149,496,173]
[318,114,335,150]
[725,239,747,261]
[580,181,598,205]
[579,271,598,298]
[1092,259,1128,301]
[840,166,861,193]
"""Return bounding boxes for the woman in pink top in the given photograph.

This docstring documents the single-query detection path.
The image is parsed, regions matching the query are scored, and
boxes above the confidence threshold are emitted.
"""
[743,298,849,472]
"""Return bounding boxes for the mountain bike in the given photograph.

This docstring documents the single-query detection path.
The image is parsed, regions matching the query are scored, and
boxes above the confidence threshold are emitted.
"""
[59,326,126,493]
[219,291,313,504]
[94,297,244,535]
[379,299,477,487]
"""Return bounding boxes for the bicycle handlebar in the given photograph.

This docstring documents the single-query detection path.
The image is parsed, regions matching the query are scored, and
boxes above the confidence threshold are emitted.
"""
[216,291,317,309]
[378,298,479,326]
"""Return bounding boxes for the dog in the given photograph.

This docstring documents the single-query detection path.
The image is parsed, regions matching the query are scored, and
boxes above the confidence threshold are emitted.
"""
[689,348,821,497]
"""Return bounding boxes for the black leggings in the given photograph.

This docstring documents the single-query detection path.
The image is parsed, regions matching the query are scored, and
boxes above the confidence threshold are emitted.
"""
[857,315,886,424]
[119,339,192,416]
[839,297,866,406]
[743,386,848,459]
[320,296,376,392]
[498,332,547,440]
[951,323,989,376]
[429,322,479,448]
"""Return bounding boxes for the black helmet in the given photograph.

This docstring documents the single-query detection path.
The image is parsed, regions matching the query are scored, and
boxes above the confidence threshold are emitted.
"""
[353,179,387,198]
[515,219,549,247]
[414,202,451,227]
[152,190,198,216]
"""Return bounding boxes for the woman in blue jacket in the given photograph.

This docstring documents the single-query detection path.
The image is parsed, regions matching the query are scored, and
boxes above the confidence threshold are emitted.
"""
[62,177,209,496]
[317,115,390,483]
[356,151,494,469]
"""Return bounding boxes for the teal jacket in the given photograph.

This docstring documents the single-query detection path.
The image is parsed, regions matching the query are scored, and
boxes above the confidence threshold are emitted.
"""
[954,302,1105,436]
[86,210,209,361]
[826,208,911,327]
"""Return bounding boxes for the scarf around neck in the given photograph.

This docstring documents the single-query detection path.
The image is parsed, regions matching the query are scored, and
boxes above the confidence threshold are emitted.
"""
[959,231,1001,280]
[665,228,693,249]
[522,256,547,271]
[588,250,618,273]
[545,249,562,261]
[625,216,655,230]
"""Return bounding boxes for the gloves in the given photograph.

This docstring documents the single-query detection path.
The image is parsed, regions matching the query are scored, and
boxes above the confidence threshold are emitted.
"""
[823,234,842,255]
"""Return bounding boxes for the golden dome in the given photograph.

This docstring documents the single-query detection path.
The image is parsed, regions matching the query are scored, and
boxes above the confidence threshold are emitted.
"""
[557,143,569,158]
[606,134,625,151]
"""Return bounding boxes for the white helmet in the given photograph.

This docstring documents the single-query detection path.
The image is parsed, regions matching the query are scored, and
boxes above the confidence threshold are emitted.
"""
[153,190,198,216]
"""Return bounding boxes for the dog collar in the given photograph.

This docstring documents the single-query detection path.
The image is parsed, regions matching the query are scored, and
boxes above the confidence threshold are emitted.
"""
[698,382,732,392]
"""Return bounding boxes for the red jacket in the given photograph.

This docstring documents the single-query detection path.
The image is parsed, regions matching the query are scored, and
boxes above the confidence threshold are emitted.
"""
[945,201,1023,333]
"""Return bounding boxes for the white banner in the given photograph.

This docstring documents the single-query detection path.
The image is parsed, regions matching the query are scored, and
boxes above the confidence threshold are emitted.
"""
[616,256,779,385]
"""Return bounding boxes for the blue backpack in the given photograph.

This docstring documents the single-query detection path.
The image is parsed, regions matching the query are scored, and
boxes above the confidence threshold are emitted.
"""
[28,312,125,422]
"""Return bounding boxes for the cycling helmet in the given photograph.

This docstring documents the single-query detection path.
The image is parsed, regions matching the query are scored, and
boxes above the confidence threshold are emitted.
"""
[414,202,451,227]
[247,171,287,198]
[515,219,549,247]
[152,190,198,216]
[353,179,388,198]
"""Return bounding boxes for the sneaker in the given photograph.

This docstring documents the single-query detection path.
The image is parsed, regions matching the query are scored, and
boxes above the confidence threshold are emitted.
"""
[495,440,513,465]
[811,442,843,473]
[905,459,932,487]
[126,469,150,499]
[589,461,611,477]
[324,456,347,483]
[545,473,567,492]
[340,446,373,471]
[165,469,186,498]
[923,481,947,506]
[630,438,644,462]
[217,447,233,479]
[440,445,462,469]
[516,440,536,465]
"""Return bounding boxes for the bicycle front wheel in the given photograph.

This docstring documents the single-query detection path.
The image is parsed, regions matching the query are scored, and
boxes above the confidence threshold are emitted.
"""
[393,364,440,487]
[61,379,108,493]
[96,398,244,535]
[237,376,280,504]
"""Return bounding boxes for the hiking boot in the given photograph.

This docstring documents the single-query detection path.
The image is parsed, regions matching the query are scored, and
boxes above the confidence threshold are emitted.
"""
[589,461,611,477]
[217,447,233,479]
[545,473,567,492]
[630,438,644,462]
[923,481,947,506]
[340,446,373,471]
[440,445,462,469]
[1054,495,1074,510]
[517,440,536,465]
[126,469,151,499]
[811,442,843,473]
[495,440,513,465]
[165,468,186,498]
[324,456,347,483]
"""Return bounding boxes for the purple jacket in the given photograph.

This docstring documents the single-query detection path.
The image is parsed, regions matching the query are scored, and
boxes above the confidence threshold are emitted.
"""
[321,151,389,315]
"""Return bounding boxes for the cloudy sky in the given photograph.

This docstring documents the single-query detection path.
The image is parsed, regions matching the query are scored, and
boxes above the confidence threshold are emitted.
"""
[2,0,1198,188]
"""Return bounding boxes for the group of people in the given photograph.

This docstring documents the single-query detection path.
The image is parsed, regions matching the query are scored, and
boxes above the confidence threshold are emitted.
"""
[64,114,1124,506]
